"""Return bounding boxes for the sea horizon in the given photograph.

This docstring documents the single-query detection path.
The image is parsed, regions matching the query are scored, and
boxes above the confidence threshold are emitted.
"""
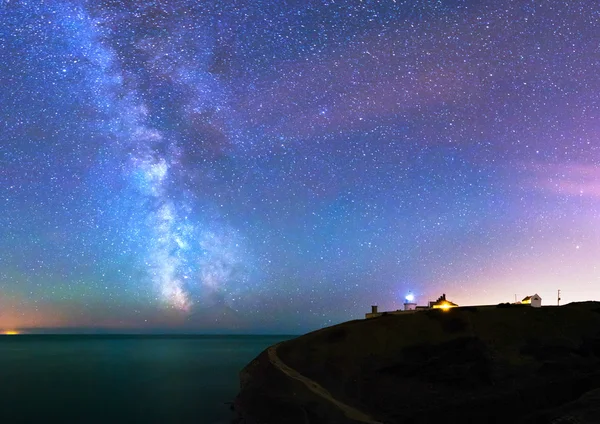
[0,334,292,423]
[1,331,300,336]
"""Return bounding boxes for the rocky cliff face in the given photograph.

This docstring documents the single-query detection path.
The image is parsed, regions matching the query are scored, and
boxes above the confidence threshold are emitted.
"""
[551,388,600,424]
[233,346,369,424]
[234,302,600,424]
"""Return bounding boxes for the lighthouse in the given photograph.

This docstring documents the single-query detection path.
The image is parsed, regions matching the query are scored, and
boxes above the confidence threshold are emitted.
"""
[403,293,417,311]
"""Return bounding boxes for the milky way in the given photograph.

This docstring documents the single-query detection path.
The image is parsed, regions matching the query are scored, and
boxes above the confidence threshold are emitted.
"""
[1,1,599,332]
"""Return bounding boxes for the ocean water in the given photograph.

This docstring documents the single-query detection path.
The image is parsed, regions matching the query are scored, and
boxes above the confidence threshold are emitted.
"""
[0,335,291,424]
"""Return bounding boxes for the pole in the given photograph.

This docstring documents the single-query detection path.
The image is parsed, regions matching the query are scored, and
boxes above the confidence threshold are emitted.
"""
[558,289,561,306]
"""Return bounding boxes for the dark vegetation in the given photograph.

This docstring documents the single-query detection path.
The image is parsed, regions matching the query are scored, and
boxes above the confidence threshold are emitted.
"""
[379,336,493,388]
[459,305,479,312]
[424,309,469,332]
[252,302,600,423]
[497,302,528,308]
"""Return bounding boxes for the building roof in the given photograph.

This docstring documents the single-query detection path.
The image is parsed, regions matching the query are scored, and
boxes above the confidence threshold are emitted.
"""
[431,299,459,307]
[430,293,458,308]
[522,294,541,302]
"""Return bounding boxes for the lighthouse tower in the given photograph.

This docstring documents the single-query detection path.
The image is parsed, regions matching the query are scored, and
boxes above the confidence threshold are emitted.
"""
[403,293,417,311]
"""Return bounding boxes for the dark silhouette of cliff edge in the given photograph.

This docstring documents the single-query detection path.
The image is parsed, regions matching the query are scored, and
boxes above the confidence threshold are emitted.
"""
[233,302,600,423]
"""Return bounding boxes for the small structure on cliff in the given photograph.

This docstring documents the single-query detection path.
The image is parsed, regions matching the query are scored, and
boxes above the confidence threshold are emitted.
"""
[365,294,459,319]
[429,294,459,310]
[521,294,542,308]
[404,301,417,311]
[403,293,417,311]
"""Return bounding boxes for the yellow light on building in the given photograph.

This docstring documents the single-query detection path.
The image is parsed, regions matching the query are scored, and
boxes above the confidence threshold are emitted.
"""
[433,301,456,311]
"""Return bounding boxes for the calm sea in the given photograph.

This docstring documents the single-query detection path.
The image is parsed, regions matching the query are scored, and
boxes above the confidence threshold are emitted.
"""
[0,335,292,424]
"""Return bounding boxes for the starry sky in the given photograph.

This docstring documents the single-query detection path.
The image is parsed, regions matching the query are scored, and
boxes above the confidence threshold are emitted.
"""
[1,0,599,333]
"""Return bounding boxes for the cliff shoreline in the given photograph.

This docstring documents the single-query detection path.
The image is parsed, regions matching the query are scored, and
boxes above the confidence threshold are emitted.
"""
[234,302,600,424]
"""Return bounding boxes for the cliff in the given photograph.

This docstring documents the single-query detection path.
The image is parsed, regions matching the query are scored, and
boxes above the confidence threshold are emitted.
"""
[234,302,600,423]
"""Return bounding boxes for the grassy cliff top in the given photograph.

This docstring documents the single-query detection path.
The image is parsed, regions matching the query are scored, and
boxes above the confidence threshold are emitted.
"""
[281,302,600,363]
[277,302,600,423]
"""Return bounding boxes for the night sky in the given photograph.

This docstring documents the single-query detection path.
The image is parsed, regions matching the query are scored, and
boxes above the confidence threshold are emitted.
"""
[1,0,599,333]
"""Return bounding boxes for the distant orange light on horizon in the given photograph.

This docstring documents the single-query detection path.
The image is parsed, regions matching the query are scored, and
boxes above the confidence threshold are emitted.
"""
[2,330,20,335]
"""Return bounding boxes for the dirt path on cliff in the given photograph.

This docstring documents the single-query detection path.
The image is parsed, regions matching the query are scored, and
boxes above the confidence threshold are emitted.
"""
[268,344,383,424]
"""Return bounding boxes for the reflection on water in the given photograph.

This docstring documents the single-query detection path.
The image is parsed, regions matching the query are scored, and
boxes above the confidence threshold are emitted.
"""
[0,335,291,424]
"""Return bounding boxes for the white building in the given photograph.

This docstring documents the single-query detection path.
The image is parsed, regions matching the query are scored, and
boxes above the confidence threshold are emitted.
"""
[403,302,417,311]
[522,294,542,308]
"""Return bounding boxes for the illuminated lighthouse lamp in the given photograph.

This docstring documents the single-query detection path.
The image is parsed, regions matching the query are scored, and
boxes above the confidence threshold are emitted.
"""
[404,293,417,311]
